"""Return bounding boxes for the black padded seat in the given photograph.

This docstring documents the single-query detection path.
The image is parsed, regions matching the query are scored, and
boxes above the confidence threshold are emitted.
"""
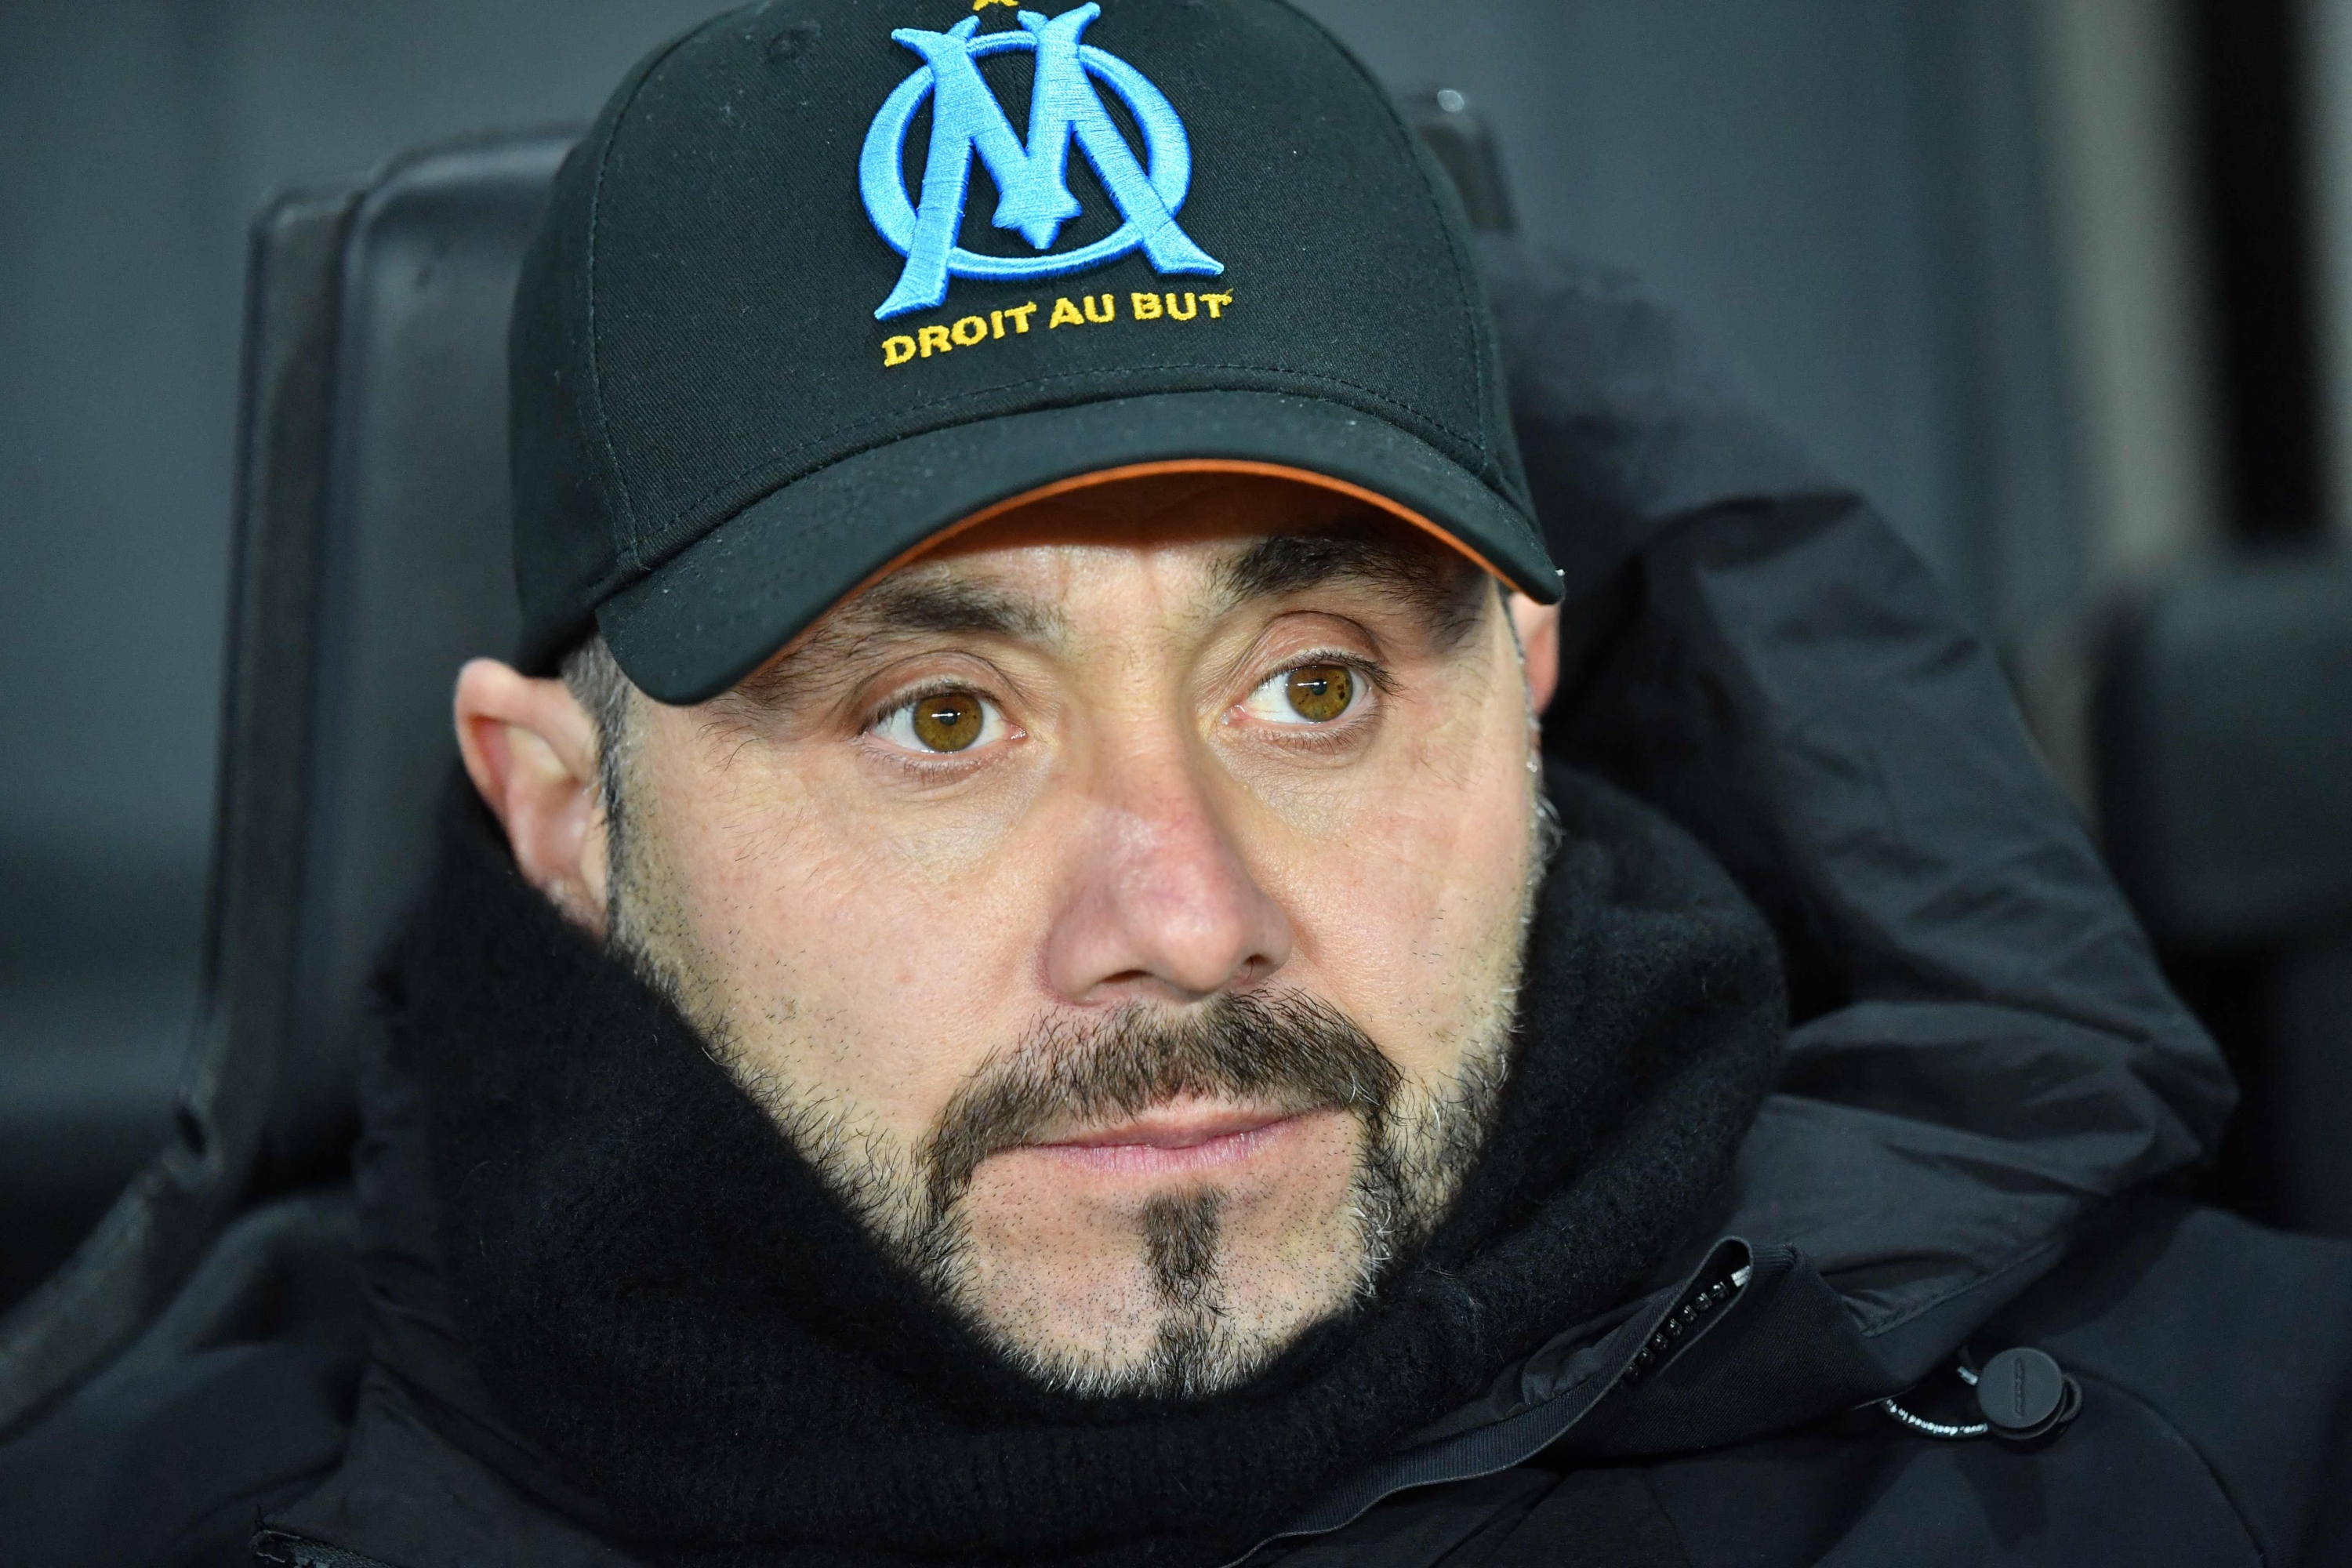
[270,136,558,1182]
[2098,556,2352,1234]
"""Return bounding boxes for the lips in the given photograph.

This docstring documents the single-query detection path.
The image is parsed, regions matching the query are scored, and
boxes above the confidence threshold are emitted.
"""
[1018,1102,1319,1177]
[1048,1105,1290,1149]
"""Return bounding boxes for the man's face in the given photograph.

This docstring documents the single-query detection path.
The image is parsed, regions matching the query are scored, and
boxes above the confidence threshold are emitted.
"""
[597,474,1548,1396]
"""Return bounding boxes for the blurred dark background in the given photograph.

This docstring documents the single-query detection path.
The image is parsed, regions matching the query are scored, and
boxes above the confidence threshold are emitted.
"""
[2,0,2347,1309]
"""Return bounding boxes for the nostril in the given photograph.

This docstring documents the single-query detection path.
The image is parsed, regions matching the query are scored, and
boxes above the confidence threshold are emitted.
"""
[1225,954,1273,992]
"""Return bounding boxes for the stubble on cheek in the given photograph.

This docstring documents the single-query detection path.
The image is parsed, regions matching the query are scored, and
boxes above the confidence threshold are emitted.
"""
[618,712,1025,1145]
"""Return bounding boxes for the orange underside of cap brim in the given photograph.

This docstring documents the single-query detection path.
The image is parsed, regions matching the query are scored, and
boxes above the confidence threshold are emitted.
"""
[823,457,1512,630]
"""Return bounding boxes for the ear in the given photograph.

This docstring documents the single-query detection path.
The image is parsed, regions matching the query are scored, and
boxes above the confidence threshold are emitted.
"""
[1508,594,1562,716]
[453,658,610,936]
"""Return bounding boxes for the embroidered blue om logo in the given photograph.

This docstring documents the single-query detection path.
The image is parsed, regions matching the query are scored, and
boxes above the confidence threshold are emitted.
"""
[859,5,1224,321]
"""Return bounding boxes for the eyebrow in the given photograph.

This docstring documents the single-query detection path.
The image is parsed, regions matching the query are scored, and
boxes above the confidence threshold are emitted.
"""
[849,575,1067,642]
[1214,531,1490,644]
[728,578,1066,713]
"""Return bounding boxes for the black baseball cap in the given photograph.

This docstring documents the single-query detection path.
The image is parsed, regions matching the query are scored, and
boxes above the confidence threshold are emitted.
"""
[510,0,1561,705]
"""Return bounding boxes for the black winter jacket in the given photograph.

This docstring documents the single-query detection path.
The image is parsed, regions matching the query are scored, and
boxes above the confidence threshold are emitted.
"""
[4,245,2348,1568]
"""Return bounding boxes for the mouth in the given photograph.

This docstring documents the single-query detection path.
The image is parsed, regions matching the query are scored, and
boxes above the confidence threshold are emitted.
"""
[1018,1102,1319,1177]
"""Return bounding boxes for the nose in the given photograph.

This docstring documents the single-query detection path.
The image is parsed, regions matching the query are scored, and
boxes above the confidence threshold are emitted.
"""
[1042,738,1293,1005]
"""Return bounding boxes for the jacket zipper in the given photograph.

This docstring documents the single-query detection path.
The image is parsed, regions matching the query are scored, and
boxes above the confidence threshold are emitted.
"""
[1222,1240,1754,1566]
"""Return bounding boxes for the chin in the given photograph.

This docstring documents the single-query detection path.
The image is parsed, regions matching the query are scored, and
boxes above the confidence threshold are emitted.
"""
[945,1108,1374,1397]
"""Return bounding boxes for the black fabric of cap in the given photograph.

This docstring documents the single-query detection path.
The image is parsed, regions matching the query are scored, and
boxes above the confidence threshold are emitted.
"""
[510,0,1559,704]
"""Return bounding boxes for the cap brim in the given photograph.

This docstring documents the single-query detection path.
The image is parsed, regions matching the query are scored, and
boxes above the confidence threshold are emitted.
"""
[599,389,1560,705]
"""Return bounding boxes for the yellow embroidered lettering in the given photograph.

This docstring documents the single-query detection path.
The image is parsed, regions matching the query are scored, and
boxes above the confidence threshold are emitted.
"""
[883,285,1212,365]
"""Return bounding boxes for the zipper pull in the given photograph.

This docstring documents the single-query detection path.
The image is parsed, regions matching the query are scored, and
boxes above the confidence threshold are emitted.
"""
[1879,1345,2082,1446]
[1965,1347,2082,1444]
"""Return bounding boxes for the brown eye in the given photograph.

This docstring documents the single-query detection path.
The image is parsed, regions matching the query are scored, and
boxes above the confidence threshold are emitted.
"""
[1284,664,1353,723]
[1237,660,1375,732]
[909,691,985,752]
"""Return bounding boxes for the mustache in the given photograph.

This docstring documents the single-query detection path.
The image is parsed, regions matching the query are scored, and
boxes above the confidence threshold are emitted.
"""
[919,990,1401,1216]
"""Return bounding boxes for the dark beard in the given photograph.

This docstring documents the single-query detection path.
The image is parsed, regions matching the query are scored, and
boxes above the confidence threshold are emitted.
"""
[709,989,1511,1399]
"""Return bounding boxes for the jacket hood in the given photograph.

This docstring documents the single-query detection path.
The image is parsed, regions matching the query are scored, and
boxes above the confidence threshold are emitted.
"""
[1494,238,2227,1354]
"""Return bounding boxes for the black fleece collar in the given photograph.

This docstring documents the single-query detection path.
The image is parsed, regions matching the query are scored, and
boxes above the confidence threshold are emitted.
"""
[371,770,1780,1566]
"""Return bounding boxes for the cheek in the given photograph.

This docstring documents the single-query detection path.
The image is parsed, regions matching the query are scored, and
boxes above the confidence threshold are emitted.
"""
[633,723,1062,1143]
[1247,666,1534,1075]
